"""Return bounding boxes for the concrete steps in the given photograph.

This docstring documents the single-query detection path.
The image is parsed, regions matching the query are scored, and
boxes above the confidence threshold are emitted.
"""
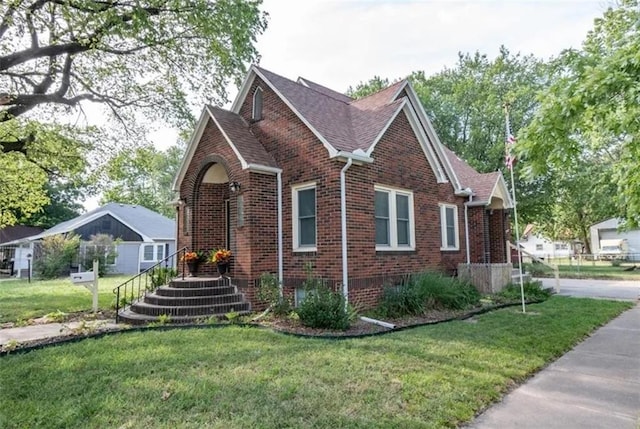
[117,277,251,325]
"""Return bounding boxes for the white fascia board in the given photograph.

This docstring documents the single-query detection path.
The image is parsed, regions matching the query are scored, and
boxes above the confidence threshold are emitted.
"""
[494,173,514,208]
[365,99,407,157]
[205,105,249,170]
[248,68,338,159]
[402,103,449,183]
[465,200,490,207]
[331,150,374,165]
[404,81,464,191]
[390,80,409,101]
[247,164,283,175]
[172,108,210,192]
[230,67,258,113]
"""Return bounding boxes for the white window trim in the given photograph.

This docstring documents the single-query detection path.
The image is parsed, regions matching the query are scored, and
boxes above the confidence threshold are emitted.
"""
[375,185,416,251]
[439,203,460,251]
[141,243,165,262]
[292,182,317,252]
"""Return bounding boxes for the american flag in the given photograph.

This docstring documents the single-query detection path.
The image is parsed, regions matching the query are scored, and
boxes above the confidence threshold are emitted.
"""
[505,116,517,170]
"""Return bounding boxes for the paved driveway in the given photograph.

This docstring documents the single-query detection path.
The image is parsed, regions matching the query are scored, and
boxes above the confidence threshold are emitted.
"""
[538,277,639,301]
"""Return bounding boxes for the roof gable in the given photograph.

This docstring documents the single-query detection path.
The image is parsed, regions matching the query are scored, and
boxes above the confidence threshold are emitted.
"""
[27,203,175,242]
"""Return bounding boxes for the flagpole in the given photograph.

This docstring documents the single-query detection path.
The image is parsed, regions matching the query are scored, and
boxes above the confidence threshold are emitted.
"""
[504,104,526,313]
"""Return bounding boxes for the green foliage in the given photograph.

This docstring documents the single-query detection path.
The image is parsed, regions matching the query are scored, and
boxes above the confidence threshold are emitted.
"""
[149,267,177,289]
[518,1,640,228]
[0,120,95,228]
[376,272,481,318]
[80,234,118,277]
[257,272,291,316]
[524,262,552,277]
[34,233,81,279]
[346,76,392,99]
[295,264,350,330]
[99,144,184,218]
[496,280,552,302]
[610,259,622,267]
[45,310,67,323]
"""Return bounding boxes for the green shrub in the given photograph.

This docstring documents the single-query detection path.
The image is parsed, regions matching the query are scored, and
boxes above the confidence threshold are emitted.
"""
[295,264,350,330]
[377,283,424,318]
[34,233,80,279]
[524,262,551,276]
[496,280,552,302]
[80,234,118,277]
[610,259,622,267]
[375,272,481,318]
[412,272,480,310]
[257,272,291,316]
[149,267,177,288]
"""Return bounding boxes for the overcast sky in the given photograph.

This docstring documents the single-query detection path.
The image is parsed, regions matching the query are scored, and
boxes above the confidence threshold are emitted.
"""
[148,0,608,150]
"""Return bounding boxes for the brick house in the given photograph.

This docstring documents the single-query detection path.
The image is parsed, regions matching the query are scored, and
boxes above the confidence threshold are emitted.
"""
[172,66,512,309]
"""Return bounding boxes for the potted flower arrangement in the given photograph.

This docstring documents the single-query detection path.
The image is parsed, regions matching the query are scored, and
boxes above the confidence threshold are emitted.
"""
[181,250,207,277]
[210,248,232,276]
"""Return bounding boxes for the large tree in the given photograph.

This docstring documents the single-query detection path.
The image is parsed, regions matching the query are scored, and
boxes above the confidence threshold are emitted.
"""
[99,144,184,218]
[518,0,640,228]
[0,0,267,227]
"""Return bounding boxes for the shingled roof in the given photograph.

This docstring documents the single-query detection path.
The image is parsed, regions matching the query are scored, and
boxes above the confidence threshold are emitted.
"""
[442,146,512,207]
[255,67,409,154]
[206,106,278,169]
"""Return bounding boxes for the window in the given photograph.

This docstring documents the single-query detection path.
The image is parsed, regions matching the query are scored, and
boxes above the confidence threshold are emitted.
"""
[536,244,544,251]
[375,186,415,250]
[142,244,165,262]
[554,243,568,251]
[439,204,459,250]
[252,87,263,121]
[292,183,316,251]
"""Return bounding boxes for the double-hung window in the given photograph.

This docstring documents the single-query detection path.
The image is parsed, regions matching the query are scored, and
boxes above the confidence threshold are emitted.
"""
[439,204,459,250]
[142,244,165,262]
[375,186,415,250]
[292,183,317,251]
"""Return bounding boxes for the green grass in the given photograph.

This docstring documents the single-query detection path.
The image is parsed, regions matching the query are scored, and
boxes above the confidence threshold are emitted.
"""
[527,262,640,280]
[0,297,632,429]
[0,275,130,323]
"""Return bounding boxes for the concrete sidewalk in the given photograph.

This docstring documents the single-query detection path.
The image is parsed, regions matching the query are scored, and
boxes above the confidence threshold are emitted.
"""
[0,320,119,347]
[468,304,640,429]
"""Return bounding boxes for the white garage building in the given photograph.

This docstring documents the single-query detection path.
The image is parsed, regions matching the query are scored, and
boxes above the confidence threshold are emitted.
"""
[590,218,640,261]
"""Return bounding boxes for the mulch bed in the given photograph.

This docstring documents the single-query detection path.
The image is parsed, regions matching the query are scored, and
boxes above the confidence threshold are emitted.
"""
[1,302,527,355]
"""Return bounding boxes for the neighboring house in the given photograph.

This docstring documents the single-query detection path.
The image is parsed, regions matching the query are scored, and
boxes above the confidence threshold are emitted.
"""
[0,225,44,278]
[590,218,640,261]
[518,224,574,260]
[172,65,513,308]
[7,203,176,275]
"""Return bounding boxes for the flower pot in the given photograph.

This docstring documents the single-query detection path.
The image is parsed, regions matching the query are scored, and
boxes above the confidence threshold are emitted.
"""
[217,262,229,276]
[187,261,200,277]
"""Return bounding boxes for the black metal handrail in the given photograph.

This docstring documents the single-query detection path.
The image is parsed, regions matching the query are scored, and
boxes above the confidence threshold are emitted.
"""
[113,246,188,322]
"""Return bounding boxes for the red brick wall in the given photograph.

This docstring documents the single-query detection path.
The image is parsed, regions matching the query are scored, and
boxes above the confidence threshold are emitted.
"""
[489,209,508,263]
[178,74,498,310]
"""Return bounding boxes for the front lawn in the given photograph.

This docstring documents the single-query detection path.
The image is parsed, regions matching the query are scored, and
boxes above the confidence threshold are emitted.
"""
[0,297,631,429]
[527,262,640,280]
[0,276,130,323]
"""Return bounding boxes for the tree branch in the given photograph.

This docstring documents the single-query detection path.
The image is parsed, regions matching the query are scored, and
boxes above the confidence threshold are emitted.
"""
[0,0,25,39]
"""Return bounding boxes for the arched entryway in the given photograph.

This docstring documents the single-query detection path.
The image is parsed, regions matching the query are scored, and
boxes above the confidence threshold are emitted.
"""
[191,161,233,275]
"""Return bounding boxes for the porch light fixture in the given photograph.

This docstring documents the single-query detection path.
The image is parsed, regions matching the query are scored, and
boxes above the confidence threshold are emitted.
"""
[229,181,241,193]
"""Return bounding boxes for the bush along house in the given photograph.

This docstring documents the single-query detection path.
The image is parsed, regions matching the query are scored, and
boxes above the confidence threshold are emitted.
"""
[172,65,513,309]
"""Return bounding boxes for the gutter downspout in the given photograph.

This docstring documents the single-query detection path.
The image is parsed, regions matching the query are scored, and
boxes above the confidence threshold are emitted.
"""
[465,194,473,264]
[277,171,283,296]
[340,158,353,305]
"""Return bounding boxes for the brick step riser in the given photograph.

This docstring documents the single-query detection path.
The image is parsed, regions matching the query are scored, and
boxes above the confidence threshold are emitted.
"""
[116,311,251,326]
[144,294,244,306]
[156,286,237,297]
[130,302,251,317]
[168,279,231,289]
